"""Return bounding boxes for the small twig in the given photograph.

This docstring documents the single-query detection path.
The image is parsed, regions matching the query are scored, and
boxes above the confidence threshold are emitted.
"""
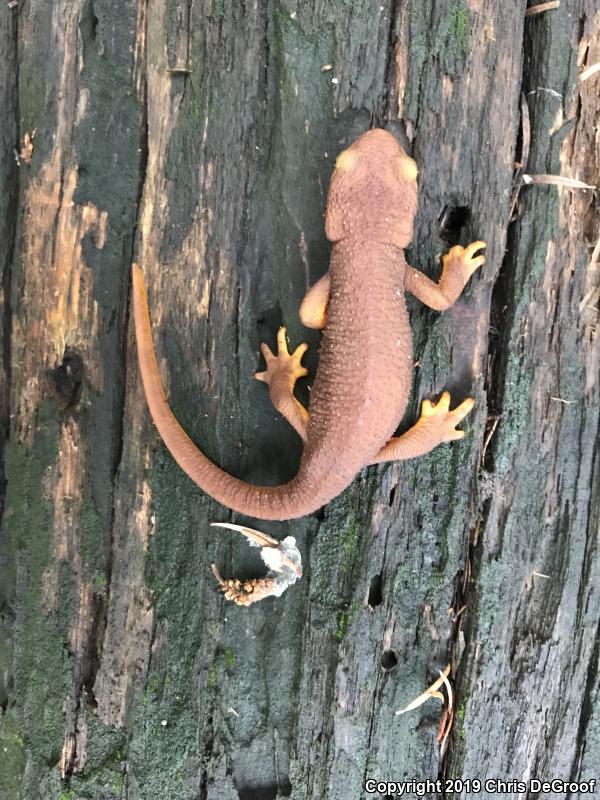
[482,415,501,462]
[525,1,560,15]
[532,570,551,579]
[579,288,600,313]
[549,395,577,404]
[580,63,600,82]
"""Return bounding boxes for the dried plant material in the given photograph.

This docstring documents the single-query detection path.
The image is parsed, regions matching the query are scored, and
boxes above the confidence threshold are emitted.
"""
[210,521,279,547]
[549,396,577,404]
[395,664,451,716]
[483,24,496,41]
[438,668,453,712]
[449,604,467,623]
[437,705,455,755]
[321,64,333,72]
[526,569,552,591]
[579,287,600,313]
[438,708,449,741]
[579,63,600,82]
[522,173,596,190]
[20,129,36,165]
[519,94,531,171]
[210,564,281,606]
[510,95,531,219]
[210,523,302,606]
[525,1,560,14]
[435,670,455,754]
[482,415,500,463]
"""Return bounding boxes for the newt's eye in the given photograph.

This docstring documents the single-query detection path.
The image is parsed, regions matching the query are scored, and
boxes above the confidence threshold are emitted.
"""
[394,154,418,181]
[335,148,357,172]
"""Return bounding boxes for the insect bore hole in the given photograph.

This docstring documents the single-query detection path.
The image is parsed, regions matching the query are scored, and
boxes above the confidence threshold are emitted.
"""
[380,649,398,671]
[367,573,383,608]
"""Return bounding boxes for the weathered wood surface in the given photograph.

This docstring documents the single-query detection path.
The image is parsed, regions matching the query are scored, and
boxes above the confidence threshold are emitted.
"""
[0,1,598,799]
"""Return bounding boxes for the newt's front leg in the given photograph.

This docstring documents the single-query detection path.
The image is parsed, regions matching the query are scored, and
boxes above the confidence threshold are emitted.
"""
[406,241,486,311]
[299,272,330,329]
[371,391,474,464]
[255,327,309,441]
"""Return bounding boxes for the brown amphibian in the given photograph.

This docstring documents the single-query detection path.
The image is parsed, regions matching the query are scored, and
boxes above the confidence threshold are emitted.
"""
[132,129,485,520]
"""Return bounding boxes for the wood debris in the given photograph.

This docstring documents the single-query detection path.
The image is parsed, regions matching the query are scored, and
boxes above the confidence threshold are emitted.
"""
[210,523,302,606]
[19,129,36,165]
[525,1,560,15]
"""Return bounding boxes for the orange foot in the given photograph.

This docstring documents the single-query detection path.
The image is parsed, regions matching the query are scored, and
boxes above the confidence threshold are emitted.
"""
[442,240,487,282]
[255,327,308,388]
[418,391,475,442]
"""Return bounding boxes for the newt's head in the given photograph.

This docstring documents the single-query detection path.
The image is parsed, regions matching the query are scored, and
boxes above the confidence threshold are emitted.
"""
[325,129,418,248]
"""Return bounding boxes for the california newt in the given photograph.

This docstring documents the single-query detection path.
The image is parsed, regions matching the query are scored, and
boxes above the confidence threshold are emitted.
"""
[132,128,485,520]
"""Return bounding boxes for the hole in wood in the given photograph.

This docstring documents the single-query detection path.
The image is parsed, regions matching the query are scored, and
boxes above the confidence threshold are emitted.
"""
[439,204,470,246]
[256,304,283,351]
[46,348,84,409]
[312,505,326,522]
[237,783,282,800]
[368,573,383,607]
[380,649,398,671]
[388,485,397,506]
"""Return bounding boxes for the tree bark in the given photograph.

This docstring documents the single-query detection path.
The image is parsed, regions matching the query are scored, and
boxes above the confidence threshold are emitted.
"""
[0,1,598,799]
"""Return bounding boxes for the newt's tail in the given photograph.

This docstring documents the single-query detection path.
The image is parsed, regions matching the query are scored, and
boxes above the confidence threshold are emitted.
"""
[131,265,308,521]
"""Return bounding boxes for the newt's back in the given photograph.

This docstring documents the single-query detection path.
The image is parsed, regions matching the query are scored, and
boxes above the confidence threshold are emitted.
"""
[297,239,413,499]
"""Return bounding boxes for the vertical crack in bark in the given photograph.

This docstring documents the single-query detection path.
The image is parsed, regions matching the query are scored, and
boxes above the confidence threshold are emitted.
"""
[381,0,400,125]
[0,3,19,526]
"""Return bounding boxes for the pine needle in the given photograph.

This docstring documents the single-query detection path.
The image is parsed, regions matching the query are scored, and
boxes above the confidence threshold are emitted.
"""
[395,664,451,716]
[522,174,596,190]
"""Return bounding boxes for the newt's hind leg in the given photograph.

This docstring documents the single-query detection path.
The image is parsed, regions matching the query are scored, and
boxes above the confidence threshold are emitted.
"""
[256,327,309,441]
[371,392,474,464]
[299,272,330,329]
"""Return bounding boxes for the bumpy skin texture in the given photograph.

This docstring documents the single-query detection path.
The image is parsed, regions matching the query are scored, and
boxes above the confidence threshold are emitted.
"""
[133,129,486,520]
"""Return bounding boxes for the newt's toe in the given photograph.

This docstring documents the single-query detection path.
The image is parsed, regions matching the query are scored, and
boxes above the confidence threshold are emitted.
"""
[418,393,475,443]
[443,241,487,278]
[255,329,309,386]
